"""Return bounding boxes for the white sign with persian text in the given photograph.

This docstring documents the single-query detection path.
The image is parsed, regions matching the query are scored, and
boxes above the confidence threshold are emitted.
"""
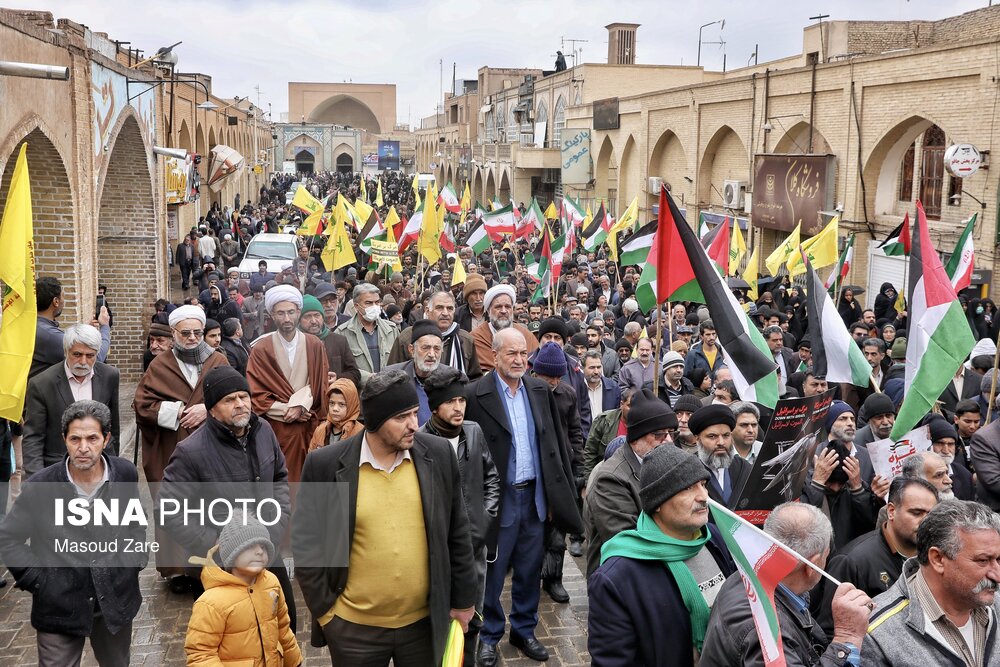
[560,129,591,186]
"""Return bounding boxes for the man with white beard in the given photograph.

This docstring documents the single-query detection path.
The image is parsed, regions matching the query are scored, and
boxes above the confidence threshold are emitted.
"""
[386,320,443,427]
[689,405,751,509]
[902,450,956,500]
[925,414,975,500]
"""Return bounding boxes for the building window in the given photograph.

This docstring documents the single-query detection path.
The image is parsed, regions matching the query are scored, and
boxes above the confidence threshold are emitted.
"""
[508,106,518,144]
[486,112,495,142]
[496,104,505,142]
[553,96,566,145]
[919,125,946,220]
[535,102,548,147]
[898,141,915,202]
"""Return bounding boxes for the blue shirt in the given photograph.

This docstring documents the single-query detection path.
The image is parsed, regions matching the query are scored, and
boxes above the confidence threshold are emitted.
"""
[494,371,537,483]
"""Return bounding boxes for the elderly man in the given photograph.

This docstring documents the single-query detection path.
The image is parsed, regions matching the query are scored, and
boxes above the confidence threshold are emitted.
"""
[314,283,350,328]
[464,328,582,665]
[854,392,896,447]
[689,405,752,508]
[701,503,874,667]
[584,395,677,576]
[386,321,444,426]
[144,321,174,370]
[926,415,975,500]
[388,291,482,378]
[531,317,593,437]
[0,401,146,667]
[470,285,538,374]
[294,369,477,665]
[902,450,956,500]
[23,323,120,477]
[456,274,488,331]
[659,350,694,408]
[337,283,399,385]
[589,444,736,667]
[582,350,621,423]
[617,338,657,392]
[247,285,328,483]
[864,500,1000,665]
[298,294,360,387]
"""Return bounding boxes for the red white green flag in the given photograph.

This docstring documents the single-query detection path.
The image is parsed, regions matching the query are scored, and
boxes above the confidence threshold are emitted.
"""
[437,183,461,213]
[824,233,855,292]
[878,213,910,256]
[708,499,800,667]
[701,217,731,276]
[944,213,977,292]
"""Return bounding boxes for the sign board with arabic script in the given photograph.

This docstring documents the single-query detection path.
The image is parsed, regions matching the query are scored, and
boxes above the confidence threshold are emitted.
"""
[560,129,592,186]
[751,154,836,234]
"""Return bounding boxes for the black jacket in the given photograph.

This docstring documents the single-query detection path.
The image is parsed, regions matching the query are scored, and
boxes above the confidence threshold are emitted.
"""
[294,432,477,663]
[219,336,249,376]
[455,304,482,332]
[420,420,501,552]
[0,454,145,637]
[705,456,752,509]
[552,381,585,485]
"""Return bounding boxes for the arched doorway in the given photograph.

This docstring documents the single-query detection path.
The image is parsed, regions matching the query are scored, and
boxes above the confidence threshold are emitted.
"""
[336,153,354,174]
[698,125,747,208]
[499,171,511,206]
[617,135,638,213]
[97,114,156,380]
[595,135,618,204]
[648,130,688,210]
[0,127,78,325]
[309,95,382,133]
[295,149,315,174]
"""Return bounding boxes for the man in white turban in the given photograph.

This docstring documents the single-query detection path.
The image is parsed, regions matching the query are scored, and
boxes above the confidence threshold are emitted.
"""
[246,284,328,481]
[471,284,537,373]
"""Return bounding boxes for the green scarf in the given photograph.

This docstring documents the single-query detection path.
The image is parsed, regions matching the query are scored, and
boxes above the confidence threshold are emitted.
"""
[600,512,713,652]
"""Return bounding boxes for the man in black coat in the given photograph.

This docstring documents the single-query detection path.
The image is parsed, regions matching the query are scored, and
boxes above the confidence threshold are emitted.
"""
[0,400,145,666]
[689,405,751,509]
[927,416,976,501]
[22,323,120,477]
[294,369,477,666]
[464,328,584,665]
[176,234,196,290]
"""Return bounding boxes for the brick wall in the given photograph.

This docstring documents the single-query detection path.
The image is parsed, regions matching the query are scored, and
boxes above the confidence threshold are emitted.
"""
[0,130,79,325]
[97,116,156,381]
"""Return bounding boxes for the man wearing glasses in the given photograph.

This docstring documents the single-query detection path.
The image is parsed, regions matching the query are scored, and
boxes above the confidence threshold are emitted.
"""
[582,394,677,577]
[134,303,230,589]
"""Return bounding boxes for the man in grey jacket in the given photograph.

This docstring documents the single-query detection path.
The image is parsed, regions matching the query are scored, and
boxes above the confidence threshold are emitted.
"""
[864,499,1000,666]
[336,283,399,386]
[420,365,500,665]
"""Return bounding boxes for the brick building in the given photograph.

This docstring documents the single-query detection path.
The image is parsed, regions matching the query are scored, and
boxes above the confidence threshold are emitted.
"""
[417,7,1000,301]
[0,8,271,380]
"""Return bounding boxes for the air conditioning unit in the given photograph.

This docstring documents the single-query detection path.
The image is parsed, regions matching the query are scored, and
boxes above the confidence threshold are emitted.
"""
[648,176,663,194]
[723,180,747,208]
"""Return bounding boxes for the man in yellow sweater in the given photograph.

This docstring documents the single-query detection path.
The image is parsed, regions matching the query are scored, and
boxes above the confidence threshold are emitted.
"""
[294,368,477,666]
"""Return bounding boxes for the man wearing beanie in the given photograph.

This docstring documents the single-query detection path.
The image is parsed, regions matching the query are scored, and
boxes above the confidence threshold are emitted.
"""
[456,274,488,331]
[419,366,500,666]
[531,317,593,437]
[470,284,538,374]
[386,320,444,426]
[804,400,879,549]
[294,369,477,665]
[161,366,295,620]
[464,328,583,665]
[583,393,678,576]
[247,285,329,482]
[853,392,896,448]
[387,291,483,380]
[297,293,361,387]
[673,394,703,454]
[658,350,694,409]
[688,405,751,508]
[925,414,974,500]
[589,444,736,666]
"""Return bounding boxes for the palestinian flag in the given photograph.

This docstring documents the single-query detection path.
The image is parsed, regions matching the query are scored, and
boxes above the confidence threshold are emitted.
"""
[524,251,540,282]
[649,187,779,406]
[464,218,491,255]
[944,213,977,292]
[482,203,516,239]
[892,201,975,439]
[879,213,910,256]
[709,500,800,667]
[803,249,872,386]
[696,212,710,239]
[438,183,461,213]
[618,220,656,267]
[583,203,613,252]
[824,233,855,292]
[701,217,731,275]
[530,226,565,299]
[357,210,385,254]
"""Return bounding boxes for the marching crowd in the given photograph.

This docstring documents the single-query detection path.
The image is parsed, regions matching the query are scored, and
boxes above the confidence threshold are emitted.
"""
[2,170,1000,666]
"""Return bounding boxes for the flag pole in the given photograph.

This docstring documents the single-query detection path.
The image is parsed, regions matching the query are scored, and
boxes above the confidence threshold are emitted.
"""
[707,499,843,587]
[987,327,1000,423]
[652,301,664,395]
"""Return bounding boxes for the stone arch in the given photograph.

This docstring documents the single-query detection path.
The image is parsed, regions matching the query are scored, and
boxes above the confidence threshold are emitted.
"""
[648,129,688,209]
[618,135,639,212]
[499,170,511,205]
[309,94,381,133]
[485,170,496,201]
[698,125,747,208]
[595,135,618,203]
[178,119,193,153]
[332,142,356,174]
[96,114,156,380]
[473,169,484,205]
[535,101,549,147]
[208,125,217,150]
[773,121,832,155]
[285,133,323,172]
[0,124,79,326]
[863,114,946,218]
[553,96,567,146]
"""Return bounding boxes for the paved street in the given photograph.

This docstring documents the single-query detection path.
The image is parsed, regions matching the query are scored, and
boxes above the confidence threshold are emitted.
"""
[0,380,592,666]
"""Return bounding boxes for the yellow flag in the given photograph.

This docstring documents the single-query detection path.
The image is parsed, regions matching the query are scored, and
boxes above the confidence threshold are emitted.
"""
[0,143,37,420]
[765,223,801,276]
[729,222,747,275]
[744,244,760,301]
[384,205,400,233]
[411,174,421,209]
[359,176,368,203]
[461,181,471,214]
[291,186,324,216]
[321,216,356,271]
[418,186,442,264]
[354,197,374,224]
[296,209,325,236]
[786,217,839,276]
[609,196,639,236]
[544,201,559,219]
[452,256,467,285]
[375,179,384,208]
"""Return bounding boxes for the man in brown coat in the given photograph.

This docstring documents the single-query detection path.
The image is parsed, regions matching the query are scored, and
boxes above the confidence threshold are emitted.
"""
[471,285,537,373]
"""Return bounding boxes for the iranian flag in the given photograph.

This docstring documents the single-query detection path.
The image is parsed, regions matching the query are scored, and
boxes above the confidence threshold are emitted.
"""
[878,213,910,256]
[709,500,800,667]
[397,212,422,252]
[804,249,872,386]
[482,203,517,239]
[618,220,656,267]
[944,213,977,292]
[464,218,492,255]
[517,198,545,239]
[562,197,587,229]
[824,233,855,292]
[892,201,976,439]
[438,183,461,213]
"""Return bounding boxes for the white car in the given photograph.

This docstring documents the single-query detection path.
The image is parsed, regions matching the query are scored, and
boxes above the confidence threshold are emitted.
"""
[238,233,300,278]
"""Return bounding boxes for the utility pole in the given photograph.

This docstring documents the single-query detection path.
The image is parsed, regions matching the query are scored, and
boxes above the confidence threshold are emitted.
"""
[809,14,830,62]
[560,36,589,68]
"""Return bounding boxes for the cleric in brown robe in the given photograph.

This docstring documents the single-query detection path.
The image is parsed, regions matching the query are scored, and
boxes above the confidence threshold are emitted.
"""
[471,284,537,373]
[247,285,329,482]
[133,304,229,579]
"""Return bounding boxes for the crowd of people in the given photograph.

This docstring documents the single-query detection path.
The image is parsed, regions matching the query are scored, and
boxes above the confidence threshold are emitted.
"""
[2,169,1000,666]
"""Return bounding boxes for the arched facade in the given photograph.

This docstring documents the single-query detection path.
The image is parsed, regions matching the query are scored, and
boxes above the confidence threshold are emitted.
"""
[698,125,747,208]
[309,94,382,133]
[647,130,688,209]
[618,135,639,213]
[773,121,833,155]
[595,135,618,204]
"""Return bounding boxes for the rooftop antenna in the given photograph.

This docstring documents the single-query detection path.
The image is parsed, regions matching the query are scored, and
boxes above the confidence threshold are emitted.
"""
[561,36,589,68]
[810,14,830,62]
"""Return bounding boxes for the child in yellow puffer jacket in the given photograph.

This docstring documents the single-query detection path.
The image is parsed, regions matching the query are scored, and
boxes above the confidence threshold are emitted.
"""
[184,512,302,666]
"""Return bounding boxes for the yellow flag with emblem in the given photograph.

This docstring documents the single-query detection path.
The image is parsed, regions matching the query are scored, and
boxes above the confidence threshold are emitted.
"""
[765,222,801,276]
[375,179,384,207]
[544,201,559,220]
[729,221,747,275]
[744,244,760,301]
[296,209,325,236]
[359,176,368,203]
[411,173,421,209]
[452,256,467,286]
[461,181,471,215]
[354,197,374,224]
[418,184,442,264]
[291,186,324,216]
[785,217,839,276]
[321,216,356,271]
[384,205,400,233]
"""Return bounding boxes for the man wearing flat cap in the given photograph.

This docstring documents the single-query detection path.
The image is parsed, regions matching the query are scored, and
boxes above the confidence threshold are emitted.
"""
[470,284,538,373]
[689,404,752,508]
[294,369,477,665]
[247,284,329,482]
[588,444,736,666]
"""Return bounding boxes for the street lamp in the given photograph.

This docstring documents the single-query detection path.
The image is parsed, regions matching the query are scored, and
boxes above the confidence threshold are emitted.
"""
[697,19,725,67]
[951,192,987,211]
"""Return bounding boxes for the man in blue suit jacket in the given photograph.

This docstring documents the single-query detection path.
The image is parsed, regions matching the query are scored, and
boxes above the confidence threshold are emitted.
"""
[581,350,621,429]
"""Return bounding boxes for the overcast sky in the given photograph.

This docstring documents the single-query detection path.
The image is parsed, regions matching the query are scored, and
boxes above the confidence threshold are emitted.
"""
[26,0,989,127]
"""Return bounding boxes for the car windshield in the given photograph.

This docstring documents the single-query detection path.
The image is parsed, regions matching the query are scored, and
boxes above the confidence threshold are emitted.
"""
[245,241,296,260]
